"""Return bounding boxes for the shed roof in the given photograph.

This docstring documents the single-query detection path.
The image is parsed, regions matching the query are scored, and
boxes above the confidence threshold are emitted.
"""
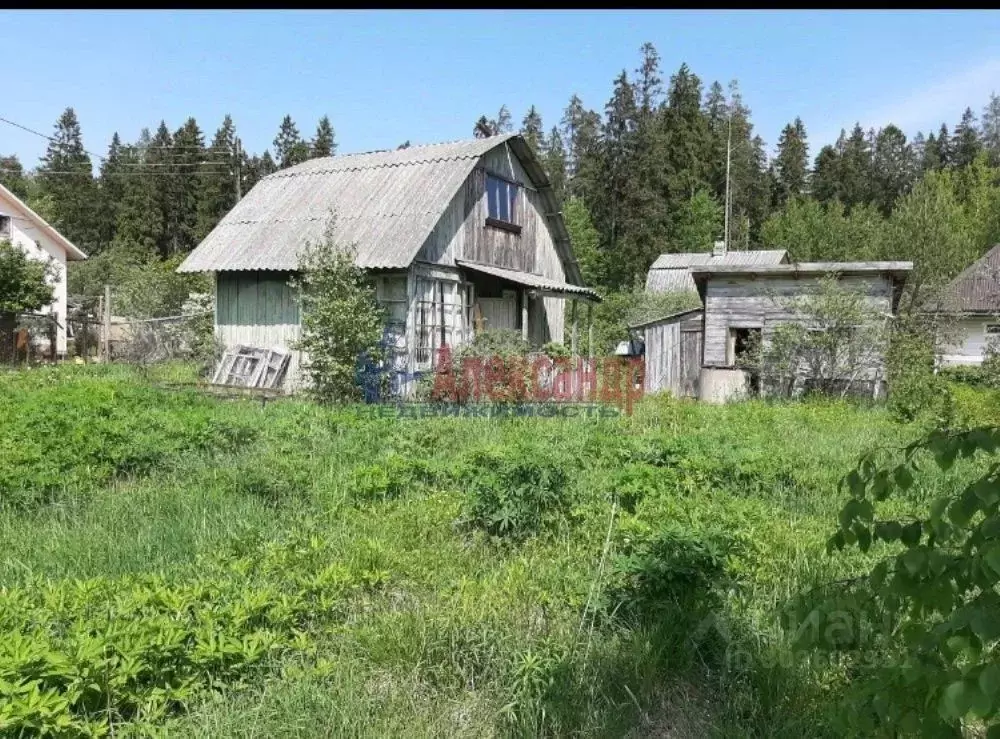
[645,249,787,293]
[455,259,600,301]
[689,261,913,281]
[629,307,703,330]
[178,134,584,284]
[937,244,1000,314]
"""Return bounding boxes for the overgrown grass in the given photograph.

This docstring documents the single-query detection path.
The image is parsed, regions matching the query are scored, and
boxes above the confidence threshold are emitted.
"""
[1,365,996,736]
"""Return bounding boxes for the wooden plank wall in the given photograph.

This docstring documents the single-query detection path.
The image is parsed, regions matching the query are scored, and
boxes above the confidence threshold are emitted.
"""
[414,143,567,344]
[702,274,893,366]
[643,312,703,397]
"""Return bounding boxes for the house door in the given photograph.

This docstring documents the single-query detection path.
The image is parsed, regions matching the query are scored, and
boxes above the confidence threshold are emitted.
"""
[477,290,518,332]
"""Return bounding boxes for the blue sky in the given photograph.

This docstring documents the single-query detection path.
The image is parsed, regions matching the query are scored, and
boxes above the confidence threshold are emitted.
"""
[4,10,1000,169]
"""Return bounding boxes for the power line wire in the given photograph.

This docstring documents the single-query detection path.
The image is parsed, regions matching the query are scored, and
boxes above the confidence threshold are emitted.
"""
[0,168,233,177]
[0,114,107,163]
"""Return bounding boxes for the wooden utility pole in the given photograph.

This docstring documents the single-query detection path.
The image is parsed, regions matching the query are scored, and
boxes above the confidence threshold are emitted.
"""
[102,284,111,362]
[235,137,242,201]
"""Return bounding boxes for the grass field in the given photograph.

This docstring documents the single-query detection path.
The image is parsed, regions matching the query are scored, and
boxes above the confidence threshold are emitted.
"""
[1,364,994,737]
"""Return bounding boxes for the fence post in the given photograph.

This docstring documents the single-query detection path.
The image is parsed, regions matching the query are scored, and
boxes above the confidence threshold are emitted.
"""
[103,284,112,362]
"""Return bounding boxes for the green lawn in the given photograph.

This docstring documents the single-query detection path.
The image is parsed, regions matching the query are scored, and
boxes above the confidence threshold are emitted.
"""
[0,364,991,737]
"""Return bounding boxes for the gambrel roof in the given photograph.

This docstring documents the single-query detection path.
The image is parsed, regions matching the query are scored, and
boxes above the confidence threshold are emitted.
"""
[178,133,584,284]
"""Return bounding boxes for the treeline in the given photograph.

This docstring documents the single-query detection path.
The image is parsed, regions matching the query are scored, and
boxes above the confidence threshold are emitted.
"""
[475,43,1000,297]
[5,41,1000,306]
[0,111,337,263]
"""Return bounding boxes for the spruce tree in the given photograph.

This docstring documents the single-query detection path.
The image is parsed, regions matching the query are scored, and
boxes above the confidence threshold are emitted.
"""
[772,117,809,205]
[661,63,712,201]
[981,93,1000,165]
[703,80,729,197]
[838,123,873,209]
[725,81,771,248]
[921,131,943,172]
[96,133,125,248]
[951,107,981,169]
[494,105,513,134]
[312,116,337,158]
[37,107,98,251]
[560,94,601,188]
[273,116,309,169]
[520,105,544,154]
[937,123,952,168]
[541,126,567,203]
[0,155,28,200]
[170,117,204,253]
[811,144,841,204]
[597,70,639,287]
[196,115,238,241]
[242,150,277,193]
[871,124,912,215]
[635,42,664,116]
[114,129,164,257]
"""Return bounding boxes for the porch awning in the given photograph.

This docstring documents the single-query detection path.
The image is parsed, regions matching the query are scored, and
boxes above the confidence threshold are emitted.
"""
[455,259,601,302]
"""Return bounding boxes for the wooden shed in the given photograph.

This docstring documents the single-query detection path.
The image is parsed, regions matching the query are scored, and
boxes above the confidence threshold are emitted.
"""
[631,308,704,398]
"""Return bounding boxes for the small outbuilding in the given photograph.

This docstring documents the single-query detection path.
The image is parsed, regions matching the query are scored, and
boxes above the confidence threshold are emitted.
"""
[636,259,913,402]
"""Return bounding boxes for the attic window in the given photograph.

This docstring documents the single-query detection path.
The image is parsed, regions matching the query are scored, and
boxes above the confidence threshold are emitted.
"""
[0,215,10,240]
[485,174,521,233]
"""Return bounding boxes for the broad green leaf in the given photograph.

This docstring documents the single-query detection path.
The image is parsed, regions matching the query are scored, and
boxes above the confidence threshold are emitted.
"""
[839,499,860,530]
[985,547,1000,579]
[948,500,972,528]
[930,496,951,521]
[857,499,874,522]
[847,469,866,497]
[940,680,971,720]
[894,465,915,491]
[901,521,922,547]
[981,664,1000,698]
[901,548,926,576]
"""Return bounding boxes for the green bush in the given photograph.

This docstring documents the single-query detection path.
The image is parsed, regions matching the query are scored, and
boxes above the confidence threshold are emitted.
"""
[347,454,438,503]
[603,523,731,621]
[459,445,573,541]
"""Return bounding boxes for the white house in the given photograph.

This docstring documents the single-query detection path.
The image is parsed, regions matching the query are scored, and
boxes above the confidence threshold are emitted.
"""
[937,244,1000,366]
[0,182,88,355]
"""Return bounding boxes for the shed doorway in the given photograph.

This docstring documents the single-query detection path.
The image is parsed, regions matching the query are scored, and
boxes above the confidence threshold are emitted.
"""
[727,326,761,396]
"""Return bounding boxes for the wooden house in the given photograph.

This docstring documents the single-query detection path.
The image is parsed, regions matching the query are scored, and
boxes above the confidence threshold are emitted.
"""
[177,134,599,391]
[636,260,912,402]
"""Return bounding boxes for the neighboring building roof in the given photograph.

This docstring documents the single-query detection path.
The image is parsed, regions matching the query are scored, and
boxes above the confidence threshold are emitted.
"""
[649,249,789,270]
[629,307,703,330]
[688,261,913,280]
[454,259,600,301]
[0,182,87,261]
[646,249,788,293]
[937,244,1000,314]
[178,134,584,285]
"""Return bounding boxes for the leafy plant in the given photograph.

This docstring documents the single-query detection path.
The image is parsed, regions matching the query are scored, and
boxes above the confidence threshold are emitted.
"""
[786,425,1000,736]
[0,239,57,363]
[459,445,573,541]
[292,216,385,403]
